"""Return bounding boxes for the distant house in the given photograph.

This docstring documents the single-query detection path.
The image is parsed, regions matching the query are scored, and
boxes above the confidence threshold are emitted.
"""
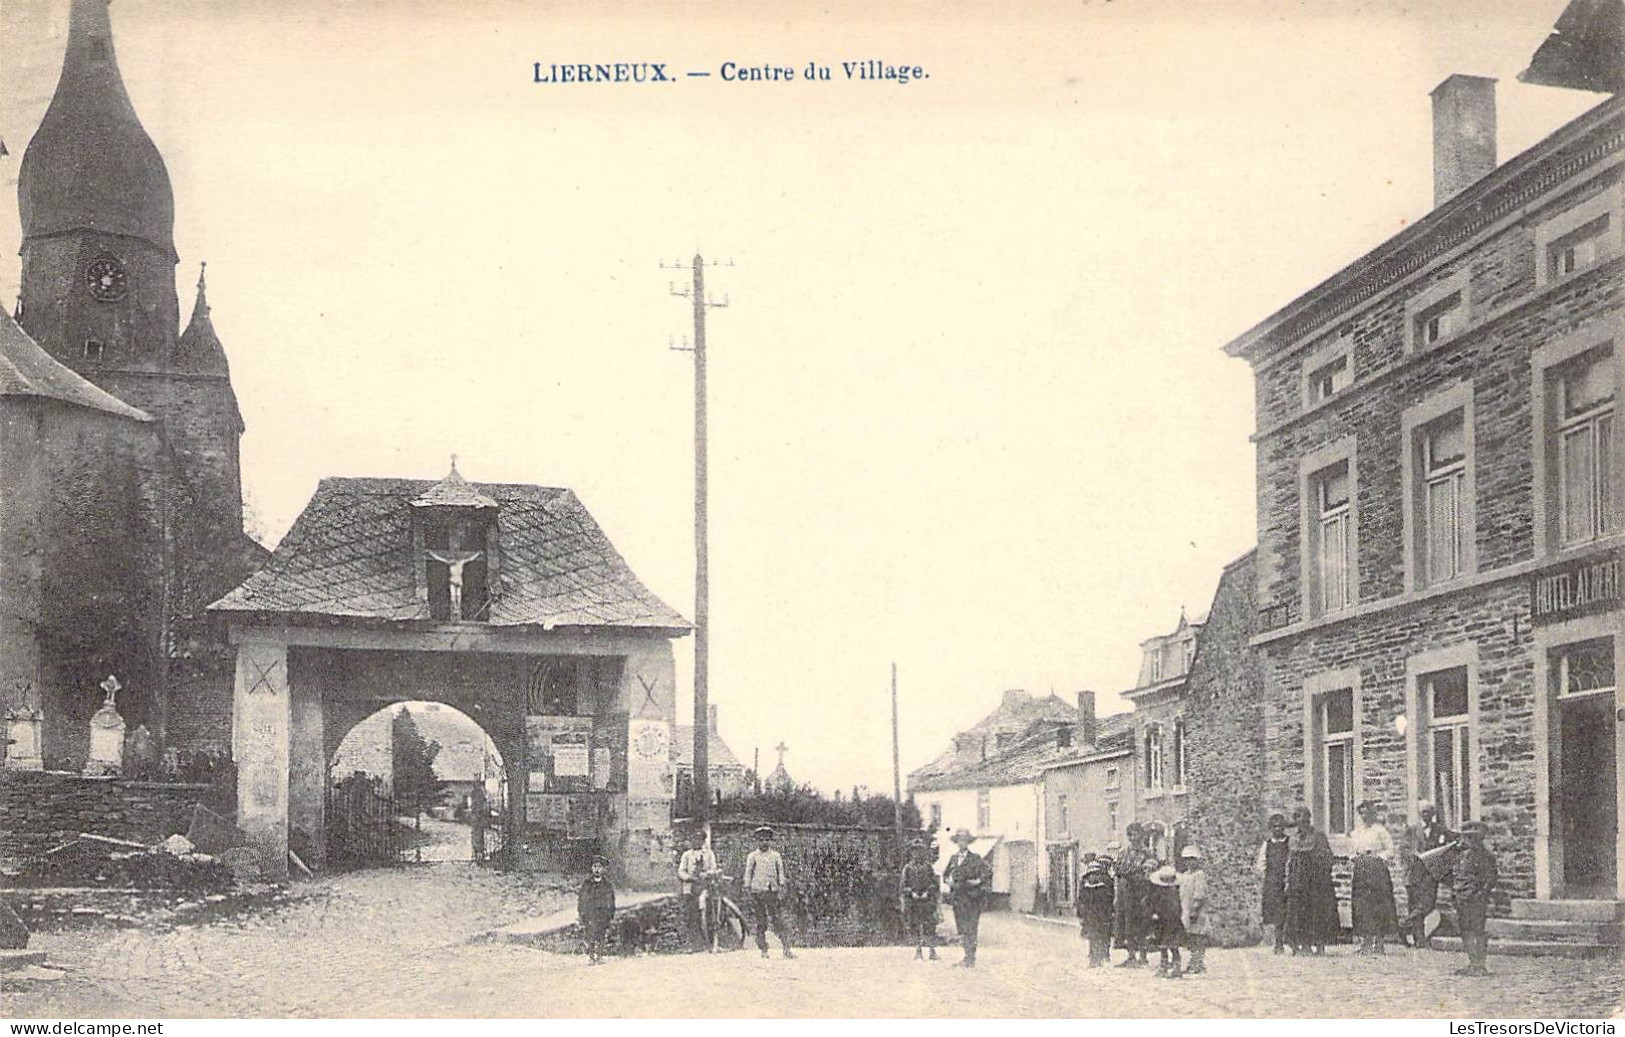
[1038,715,1137,911]
[908,690,1098,913]
[672,704,749,807]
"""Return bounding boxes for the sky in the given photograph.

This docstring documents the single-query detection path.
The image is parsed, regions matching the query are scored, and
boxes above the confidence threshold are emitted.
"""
[0,0,1604,795]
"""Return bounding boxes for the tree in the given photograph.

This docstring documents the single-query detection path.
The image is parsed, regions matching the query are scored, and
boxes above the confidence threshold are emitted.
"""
[391,710,444,815]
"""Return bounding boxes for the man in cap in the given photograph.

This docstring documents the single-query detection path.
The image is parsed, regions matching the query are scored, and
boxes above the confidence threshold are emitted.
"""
[1401,799,1454,949]
[744,825,796,959]
[899,838,941,960]
[677,827,719,952]
[943,828,992,967]
[577,854,616,964]
[1450,820,1498,976]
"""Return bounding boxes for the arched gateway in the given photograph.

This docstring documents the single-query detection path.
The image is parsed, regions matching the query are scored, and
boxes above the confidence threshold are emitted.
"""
[209,463,689,882]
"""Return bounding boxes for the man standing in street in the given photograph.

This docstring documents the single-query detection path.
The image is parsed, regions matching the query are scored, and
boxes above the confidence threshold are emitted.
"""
[744,825,796,960]
[1401,799,1454,949]
[1451,820,1498,977]
[677,828,718,952]
[944,828,991,968]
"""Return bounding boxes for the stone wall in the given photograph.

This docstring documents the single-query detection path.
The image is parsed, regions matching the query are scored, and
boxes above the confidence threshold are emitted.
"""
[0,769,221,868]
[681,819,924,947]
[1183,550,1268,946]
[1251,173,1620,621]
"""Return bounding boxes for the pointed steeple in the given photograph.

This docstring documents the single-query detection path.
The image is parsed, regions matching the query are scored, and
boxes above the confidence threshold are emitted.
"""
[18,0,176,255]
[175,262,232,377]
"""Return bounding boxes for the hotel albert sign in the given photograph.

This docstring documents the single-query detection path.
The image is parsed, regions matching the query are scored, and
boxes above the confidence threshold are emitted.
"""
[1529,554,1623,627]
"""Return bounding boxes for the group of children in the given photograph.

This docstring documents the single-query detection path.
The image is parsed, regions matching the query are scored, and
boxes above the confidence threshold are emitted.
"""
[1076,840,1210,979]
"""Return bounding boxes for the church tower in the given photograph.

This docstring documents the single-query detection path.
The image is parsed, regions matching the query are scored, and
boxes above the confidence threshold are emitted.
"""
[17,0,244,541]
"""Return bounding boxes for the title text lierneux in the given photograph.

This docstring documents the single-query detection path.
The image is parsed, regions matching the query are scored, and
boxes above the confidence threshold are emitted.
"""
[532,61,928,84]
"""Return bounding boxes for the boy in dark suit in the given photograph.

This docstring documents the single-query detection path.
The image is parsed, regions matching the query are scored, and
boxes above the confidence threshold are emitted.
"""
[577,855,616,964]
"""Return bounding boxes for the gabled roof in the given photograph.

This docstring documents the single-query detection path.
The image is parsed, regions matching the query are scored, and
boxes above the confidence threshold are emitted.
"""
[210,476,690,631]
[671,726,744,771]
[0,309,150,421]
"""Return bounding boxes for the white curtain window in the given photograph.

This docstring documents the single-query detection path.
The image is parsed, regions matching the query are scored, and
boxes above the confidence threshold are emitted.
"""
[1424,669,1471,829]
[1310,355,1351,402]
[1318,465,1352,612]
[1423,415,1467,583]
[1173,719,1188,787]
[1145,726,1164,790]
[976,788,991,830]
[1057,794,1069,835]
[1319,689,1356,835]
[1557,352,1618,546]
[1551,215,1609,279]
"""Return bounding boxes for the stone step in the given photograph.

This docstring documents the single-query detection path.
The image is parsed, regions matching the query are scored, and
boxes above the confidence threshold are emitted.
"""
[1432,936,1620,960]
[1509,898,1624,922]
[1487,918,1623,943]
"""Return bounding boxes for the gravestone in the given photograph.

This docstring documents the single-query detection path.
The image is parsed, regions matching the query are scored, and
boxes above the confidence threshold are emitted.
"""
[123,724,158,779]
[84,677,126,778]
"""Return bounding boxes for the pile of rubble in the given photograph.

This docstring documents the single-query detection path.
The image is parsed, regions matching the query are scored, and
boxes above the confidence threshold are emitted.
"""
[9,805,259,891]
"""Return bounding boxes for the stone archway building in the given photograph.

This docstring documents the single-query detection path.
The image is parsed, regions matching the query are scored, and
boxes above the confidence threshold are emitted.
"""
[211,466,689,883]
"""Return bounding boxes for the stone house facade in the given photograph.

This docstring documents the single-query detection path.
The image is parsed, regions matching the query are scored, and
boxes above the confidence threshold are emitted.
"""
[1225,81,1623,907]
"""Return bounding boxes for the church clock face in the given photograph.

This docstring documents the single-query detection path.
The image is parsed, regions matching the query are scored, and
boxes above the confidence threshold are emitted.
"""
[85,255,129,302]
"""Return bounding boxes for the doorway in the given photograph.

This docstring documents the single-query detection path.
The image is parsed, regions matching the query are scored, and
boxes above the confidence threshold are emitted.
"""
[1551,636,1618,899]
[1559,693,1617,897]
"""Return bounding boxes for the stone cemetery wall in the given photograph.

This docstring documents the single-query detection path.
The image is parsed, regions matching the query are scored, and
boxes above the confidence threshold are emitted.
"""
[0,769,217,869]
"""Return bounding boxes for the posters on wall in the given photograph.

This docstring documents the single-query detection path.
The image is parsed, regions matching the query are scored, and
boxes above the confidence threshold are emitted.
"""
[627,717,672,798]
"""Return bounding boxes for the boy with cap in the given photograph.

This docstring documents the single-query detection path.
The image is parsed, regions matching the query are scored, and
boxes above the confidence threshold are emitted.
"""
[577,855,616,964]
[744,825,797,959]
[1076,855,1116,967]
[900,838,941,960]
[944,828,992,967]
[1450,820,1498,976]
[1177,844,1209,975]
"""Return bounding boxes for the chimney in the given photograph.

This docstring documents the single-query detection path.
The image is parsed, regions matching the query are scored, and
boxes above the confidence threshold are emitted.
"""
[708,703,719,735]
[1431,75,1497,208]
[1001,689,1030,708]
[1076,690,1098,745]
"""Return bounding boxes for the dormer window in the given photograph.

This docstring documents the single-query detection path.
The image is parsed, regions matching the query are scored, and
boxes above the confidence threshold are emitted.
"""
[412,457,499,623]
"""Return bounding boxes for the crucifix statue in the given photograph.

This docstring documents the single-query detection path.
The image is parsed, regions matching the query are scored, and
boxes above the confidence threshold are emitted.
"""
[426,547,483,619]
[775,741,788,767]
[98,674,122,708]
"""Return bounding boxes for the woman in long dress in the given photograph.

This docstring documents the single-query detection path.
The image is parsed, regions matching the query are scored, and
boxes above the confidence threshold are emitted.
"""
[1283,805,1338,954]
[1348,799,1399,954]
[1253,812,1291,952]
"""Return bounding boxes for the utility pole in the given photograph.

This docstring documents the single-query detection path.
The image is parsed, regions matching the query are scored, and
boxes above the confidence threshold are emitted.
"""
[891,663,904,858]
[666,254,730,822]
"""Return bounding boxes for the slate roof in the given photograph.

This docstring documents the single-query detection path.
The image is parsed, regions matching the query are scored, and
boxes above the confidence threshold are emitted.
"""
[0,309,151,421]
[671,726,745,771]
[906,691,1079,786]
[210,476,690,631]
[910,722,1080,792]
[19,0,176,253]
[412,463,498,510]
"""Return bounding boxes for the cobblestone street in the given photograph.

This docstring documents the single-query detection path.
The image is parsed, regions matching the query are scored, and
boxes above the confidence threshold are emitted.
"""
[3,866,1622,1018]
